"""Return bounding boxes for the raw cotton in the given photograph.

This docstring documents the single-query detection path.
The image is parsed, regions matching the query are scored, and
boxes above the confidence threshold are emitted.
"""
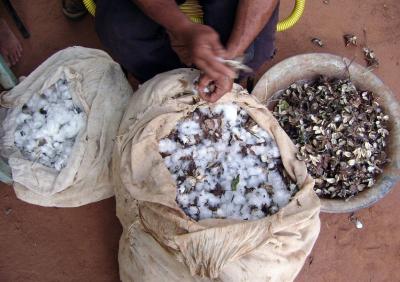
[14,79,86,171]
[0,47,132,207]
[113,68,320,282]
[160,103,297,221]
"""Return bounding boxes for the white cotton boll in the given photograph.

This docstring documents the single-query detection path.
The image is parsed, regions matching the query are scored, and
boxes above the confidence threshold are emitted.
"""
[214,141,226,152]
[247,166,263,176]
[58,113,85,140]
[187,191,198,204]
[40,143,56,158]
[259,191,271,206]
[162,104,293,221]
[240,205,251,219]
[24,139,38,152]
[199,206,213,220]
[178,184,186,194]
[63,145,72,156]
[216,207,226,218]
[213,104,238,124]
[188,206,199,218]
[266,143,280,158]
[258,129,272,141]
[63,99,74,110]
[242,155,257,168]
[198,106,211,116]
[202,139,212,147]
[178,120,201,136]
[59,87,70,99]
[232,193,246,205]
[268,170,287,191]
[177,193,190,208]
[54,158,66,171]
[43,119,61,137]
[197,191,209,206]
[206,193,221,207]
[164,156,173,168]
[221,191,233,203]
[50,108,70,126]
[250,145,268,156]
[221,132,231,142]
[194,182,204,192]
[250,208,265,220]
[246,175,262,188]
[42,88,53,99]
[26,95,40,109]
[20,124,33,137]
[220,203,236,216]
[159,138,178,154]
[30,112,46,129]
[14,132,25,147]
[16,113,32,125]
[14,79,86,171]
[47,92,58,103]
[273,189,290,207]
[247,192,264,209]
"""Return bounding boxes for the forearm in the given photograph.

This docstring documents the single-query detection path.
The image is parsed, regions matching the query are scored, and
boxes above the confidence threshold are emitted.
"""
[132,0,192,33]
[226,0,279,58]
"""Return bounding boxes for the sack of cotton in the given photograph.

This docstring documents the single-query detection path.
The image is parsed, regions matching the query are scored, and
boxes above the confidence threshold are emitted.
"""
[0,47,132,207]
[112,68,321,282]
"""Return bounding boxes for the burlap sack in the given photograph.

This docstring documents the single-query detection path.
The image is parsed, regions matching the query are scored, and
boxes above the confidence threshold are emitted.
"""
[0,46,132,207]
[113,69,321,282]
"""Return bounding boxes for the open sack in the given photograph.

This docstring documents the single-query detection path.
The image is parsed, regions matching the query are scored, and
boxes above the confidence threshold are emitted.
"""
[113,69,321,282]
[0,47,132,207]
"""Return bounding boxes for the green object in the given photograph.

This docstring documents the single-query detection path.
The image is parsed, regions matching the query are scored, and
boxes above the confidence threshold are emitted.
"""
[0,158,12,184]
[0,54,17,90]
[231,175,240,191]
[278,100,290,112]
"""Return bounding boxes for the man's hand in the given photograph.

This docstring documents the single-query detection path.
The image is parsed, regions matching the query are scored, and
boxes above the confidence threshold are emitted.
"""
[175,23,236,81]
[132,0,236,102]
[197,74,233,103]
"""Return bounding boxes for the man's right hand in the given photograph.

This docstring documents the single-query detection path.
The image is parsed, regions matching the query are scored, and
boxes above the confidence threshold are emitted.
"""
[172,23,236,81]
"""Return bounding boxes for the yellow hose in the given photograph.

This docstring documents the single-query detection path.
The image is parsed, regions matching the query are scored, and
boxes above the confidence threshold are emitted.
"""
[82,0,305,32]
[277,0,306,32]
[83,0,96,16]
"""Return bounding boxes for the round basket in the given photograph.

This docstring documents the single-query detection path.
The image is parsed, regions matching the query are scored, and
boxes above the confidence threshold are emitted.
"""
[252,53,400,213]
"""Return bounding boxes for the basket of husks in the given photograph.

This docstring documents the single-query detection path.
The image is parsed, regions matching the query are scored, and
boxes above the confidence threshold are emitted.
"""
[252,53,400,213]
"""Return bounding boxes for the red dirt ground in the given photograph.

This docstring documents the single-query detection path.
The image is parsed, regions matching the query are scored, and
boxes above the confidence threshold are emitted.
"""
[1,0,399,281]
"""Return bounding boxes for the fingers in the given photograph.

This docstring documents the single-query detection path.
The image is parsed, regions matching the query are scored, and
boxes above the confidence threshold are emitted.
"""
[198,75,213,90]
[197,75,213,102]
[208,76,233,103]
[197,75,233,103]
[194,50,236,80]
[16,43,22,57]
[4,55,11,67]
[195,58,221,81]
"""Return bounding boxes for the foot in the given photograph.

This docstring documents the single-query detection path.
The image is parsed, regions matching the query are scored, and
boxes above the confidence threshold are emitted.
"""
[62,0,87,20]
[0,19,22,66]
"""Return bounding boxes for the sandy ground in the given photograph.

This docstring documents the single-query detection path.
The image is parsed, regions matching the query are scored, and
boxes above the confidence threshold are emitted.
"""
[1,0,399,281]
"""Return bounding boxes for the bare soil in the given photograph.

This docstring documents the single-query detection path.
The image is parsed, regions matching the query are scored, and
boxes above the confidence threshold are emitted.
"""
[1,0,399,281]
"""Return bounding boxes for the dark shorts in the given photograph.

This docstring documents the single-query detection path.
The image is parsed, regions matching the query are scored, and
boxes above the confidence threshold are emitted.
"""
[95,0,279,82]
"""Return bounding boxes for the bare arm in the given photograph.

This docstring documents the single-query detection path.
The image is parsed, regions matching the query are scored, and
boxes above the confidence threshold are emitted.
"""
[133,0,192,34]
[198,0,279,102]
[226,0,279,58]
[132,0,235,81]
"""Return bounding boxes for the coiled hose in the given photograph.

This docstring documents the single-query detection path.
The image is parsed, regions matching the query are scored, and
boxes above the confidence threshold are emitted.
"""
[83,0,306,32]
[83,0,96,16]
[277,0,306,32]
